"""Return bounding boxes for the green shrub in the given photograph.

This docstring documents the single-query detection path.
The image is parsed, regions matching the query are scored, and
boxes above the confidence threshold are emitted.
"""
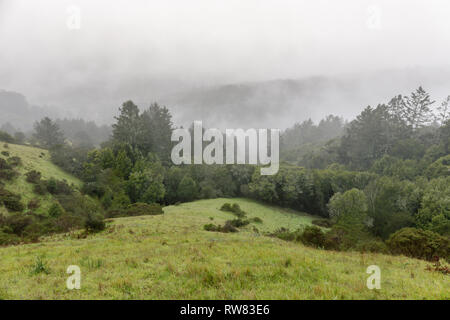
[203,223,219,232]
[25,170,42,184]
[48,203,65,218]
[387,228,450,262]
[56,194,101,218]
[321,226,349,250]
[270,227,302,242]
[126,203,164,216]
[1,213,35,235]
[33,181,48,195]
[0,158,11,170]
[220,202,246,217]
[203,221,238,233]
[45,178,73,195]
[220,221,239,233]
[0,189,24,212]
[250,217,263,223]
[0,231,20,246]
[312,218,333,228]
[82,182,106,198]
[0,169,18,181]
[1,151,9,157]
[231,203,241,213]
[27,199,40,210]
[7,156,22,167]
[220,203,232,212]
[300,225,326,248]
[105,203,164,219]
[355,240,388,254]
[29,256,50,275]
[104,209,126,218]
[84,214,106,233]
[229,218,250,228]
[52,214,82,233]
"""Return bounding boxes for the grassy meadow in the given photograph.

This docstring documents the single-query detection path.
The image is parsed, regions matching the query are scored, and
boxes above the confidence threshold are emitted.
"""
[0,198,448,300]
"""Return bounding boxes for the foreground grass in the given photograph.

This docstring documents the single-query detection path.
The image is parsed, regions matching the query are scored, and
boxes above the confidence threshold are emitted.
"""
[0,198,448,299]
[0,143,82,215]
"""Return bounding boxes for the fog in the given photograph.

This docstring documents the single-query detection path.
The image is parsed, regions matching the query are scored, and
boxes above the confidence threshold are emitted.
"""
[1,0,450,128]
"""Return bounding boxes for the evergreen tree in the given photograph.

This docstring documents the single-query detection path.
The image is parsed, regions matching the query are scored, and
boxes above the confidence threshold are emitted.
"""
[33,117,65,148]
[140,103,174,162]
[112,101,142,149]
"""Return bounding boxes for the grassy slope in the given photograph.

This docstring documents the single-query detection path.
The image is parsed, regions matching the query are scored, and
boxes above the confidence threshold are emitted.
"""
[0,198,448,300]
[0,143,82,215]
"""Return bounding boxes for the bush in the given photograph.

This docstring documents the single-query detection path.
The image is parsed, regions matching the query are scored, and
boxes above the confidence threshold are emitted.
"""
[0,169,18,181]
[250,217,263,223]
[231,203,241,213]
[104,209,126,218]
[27,199,40,210]
[0,158,11,170]
[45,178,73,195]
[270,227,302,242]
[0,159,16,181]
[387,228,450,262]
[220,203,232,212]
[25,170,42,184]
[203,221,238,233]
[300,225,326,248]
[0,231,20,246]
[0,189,24,212]
[33,181,48,195]
[82,182,106,198]
[125,203,164,216]
[220,202,246,217]
[229,218,250,228]
[321,226,350,250]
[84,214,106,233]
[1,151,9,157]
[29,256,50,275]
[48,203,65,218]
[7,156,22,167]
[203,223,219,232]
[1,213,35,235]
[355,240,388,254]
[220,221,239,233]
[312,218,333,228]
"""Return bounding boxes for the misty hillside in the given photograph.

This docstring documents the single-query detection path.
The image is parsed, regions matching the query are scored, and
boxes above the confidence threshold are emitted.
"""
[0,90,60,132]
[160,68,450,129]
[2,67,450,132]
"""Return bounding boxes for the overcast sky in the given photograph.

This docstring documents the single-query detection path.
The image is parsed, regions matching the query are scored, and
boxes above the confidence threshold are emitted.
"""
[1,0,450,125]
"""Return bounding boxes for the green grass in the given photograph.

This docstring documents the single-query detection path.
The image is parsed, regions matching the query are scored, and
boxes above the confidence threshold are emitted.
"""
[0,198,448,300]
[166,198,315,233]
[0,143,82,215]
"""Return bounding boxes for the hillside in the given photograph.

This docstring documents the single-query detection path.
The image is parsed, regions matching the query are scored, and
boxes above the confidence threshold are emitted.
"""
[0,198,447,299]
[0,142,82,215]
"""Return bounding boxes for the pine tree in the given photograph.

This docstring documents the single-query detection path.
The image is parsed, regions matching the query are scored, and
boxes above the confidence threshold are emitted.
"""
[33,117,65,148]
[112,101,143,149]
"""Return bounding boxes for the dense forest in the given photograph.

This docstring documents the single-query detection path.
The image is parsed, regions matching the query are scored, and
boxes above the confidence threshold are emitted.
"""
[0,87,449,262]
